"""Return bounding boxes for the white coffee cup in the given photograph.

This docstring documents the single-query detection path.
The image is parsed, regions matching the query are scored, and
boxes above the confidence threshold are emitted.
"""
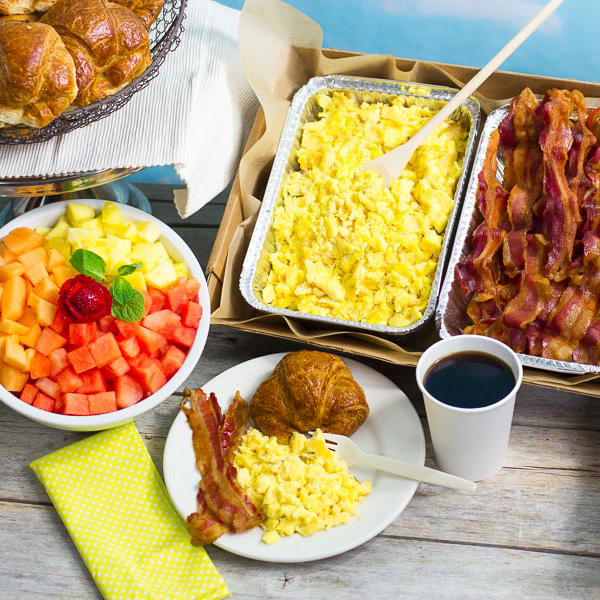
[416,335,523,481]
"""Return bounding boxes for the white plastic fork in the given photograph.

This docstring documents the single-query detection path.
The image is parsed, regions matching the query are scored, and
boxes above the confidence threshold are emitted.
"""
[320,432,476,492]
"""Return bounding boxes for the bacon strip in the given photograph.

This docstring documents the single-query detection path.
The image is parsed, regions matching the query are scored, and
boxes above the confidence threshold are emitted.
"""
[219,391,250,461]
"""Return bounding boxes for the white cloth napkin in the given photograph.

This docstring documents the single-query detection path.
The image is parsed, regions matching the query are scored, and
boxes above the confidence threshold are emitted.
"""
[0,0,258,219]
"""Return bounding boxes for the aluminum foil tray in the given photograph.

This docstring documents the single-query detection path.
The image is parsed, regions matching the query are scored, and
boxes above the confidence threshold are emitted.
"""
[239,75,480,336]
[437,104,600,375]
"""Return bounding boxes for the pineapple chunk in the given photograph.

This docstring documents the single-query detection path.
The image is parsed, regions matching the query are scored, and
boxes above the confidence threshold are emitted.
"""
[67,227,102,247]
[144,262,178,290]
[101,201,124,225]
[105,256,128,277]
[67,202,95,226]
[105,222,137,239]
[35,226,52,236]
[129,243,160,272]
[45,220,69,241]
[105,235,132,256]
[80,218,105,235]
[45,239,71,259]
[123,271,147,290]
[135,221,161,243]
[153,242,171,263]
[174,262,190,278]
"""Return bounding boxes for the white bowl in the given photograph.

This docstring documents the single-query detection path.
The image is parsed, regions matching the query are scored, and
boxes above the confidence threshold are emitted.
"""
[0,199,210,431]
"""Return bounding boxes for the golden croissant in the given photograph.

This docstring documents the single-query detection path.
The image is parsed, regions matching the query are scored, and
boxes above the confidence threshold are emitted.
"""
[250,350,369,442]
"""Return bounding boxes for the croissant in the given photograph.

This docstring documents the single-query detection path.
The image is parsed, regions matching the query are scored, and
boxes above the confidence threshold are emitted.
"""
[0,0,55,15]
[110,0,163,29]
[0,20,77,127]
[250,351,369,442]
[41,0,151,106]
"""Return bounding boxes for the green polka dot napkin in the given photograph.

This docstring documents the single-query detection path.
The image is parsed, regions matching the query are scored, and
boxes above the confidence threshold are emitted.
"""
[30,423,229,600]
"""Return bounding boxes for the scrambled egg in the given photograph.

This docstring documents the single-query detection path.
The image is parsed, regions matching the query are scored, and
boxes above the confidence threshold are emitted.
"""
[262,91,469,327]
[234,428,371,544]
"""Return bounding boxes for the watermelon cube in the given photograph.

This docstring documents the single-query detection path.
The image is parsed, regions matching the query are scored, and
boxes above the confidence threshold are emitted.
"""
[171,324,196,348]
[104,356,130,379]
[89,333,122,368]
[116,375,144,408]
[115,319,140,338]
[69,322,97,346]
[165,284,188,313]
[36,377,59,399]
[141,290,152,317]
[185,277,201,300]
[76,369,107,394]
[89,391,117,415]
[56,367,84,393]
[132,357,167,394]
[21,382,38,405]
[33,393,55,412]
[35,327,67,356]
[147,287,165,313]
[118,336,140,359]
[30,351,50,379]
[160,345,186,377]
[49,347,69,376]
[50,308,70,336]
[136,326,167,354]
[99,315,116,333]
[62,393,89,416]
[181,302,202,329]
[142,310,180,337]
[67,346,96,374]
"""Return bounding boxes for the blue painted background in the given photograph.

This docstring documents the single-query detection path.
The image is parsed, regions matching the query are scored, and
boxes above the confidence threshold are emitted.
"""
[131,0,597,185]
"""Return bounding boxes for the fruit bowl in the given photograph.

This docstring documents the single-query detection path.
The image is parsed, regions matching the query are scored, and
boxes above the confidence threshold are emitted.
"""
[0,200,210,431]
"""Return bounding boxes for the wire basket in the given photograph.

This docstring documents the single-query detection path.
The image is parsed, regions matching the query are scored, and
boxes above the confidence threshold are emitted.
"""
[0,0,188,145]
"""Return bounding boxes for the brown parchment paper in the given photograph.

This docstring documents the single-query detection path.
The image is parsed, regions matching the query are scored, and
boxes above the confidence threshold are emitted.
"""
[206,0,600,396]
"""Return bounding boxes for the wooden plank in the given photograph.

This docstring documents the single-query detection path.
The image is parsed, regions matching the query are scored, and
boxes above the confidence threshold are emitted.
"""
[151,199,226,228]
[132,184,231,206]
[1,500,598,600]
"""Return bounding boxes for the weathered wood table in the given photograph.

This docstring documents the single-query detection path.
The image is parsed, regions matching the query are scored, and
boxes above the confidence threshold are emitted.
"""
[2,187,600,599]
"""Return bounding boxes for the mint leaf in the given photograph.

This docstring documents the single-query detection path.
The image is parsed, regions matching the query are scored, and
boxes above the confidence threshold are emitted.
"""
[117,263,143,277]
[111,289,145,322]
[110,277,133,305]
[70,249,105,282]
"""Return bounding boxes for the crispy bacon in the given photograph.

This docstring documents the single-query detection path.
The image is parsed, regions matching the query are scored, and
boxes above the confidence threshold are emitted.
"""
[467,297,502,325]
[502,273,550,329]
[182,389,260,546]
[220,391,250,461]
[547,285,597,342]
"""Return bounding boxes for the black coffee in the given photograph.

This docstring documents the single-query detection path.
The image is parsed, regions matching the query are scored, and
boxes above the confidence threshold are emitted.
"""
[424,351,515,409]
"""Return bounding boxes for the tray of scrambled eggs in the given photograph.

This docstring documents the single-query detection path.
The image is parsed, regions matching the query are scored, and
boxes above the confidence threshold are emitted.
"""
[240,75,480,335]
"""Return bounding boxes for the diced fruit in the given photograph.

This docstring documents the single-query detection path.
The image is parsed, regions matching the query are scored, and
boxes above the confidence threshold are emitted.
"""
[181,302,202,329]
[21,323,41,348]
[30,352,50,379]
[35,327,67,356]
[18,247,47,269]
[123,271,146,290]
[21,383,38,405]
[36,377,59,399]
[56,367,84,393]
[118,336,140,359]
[62,393,89,416]
[101,202,123,225]
[129,243,161,272]
[67,228,102,247]
[25,262,49,287]
[2,276,26,321]
[0,262,25,282]
[3,227,43,254]
[142,291,152,317]
[48,248,66,270]
[147,288,165,312]
[33,393,55,412]
[165,284,188,313]
[144,262,178,290]
[99,315,116,333]
[53,264,78,287]
[0,364,29,392]
[80,218,104,234]
[131,357,166,394]
[76,369,107,394]
[174,262,190,278]
[4,338,27,370]
[89,333,122,368]
[104,357,130,378]
[143,310,180,337]
[24,347,35,370]
[30,295,58,326]
[19,307,37,328]
[136,326,167,354]
[135,221,161,243]
[89,391,117,414]
[171,324,196,348]
[67,346,96,374]
[49,347,69,376]
[50,308,70,336]
[34,278,60,304]
[45,219,69,241]
[0,319,29,335]
[161,345,186,377]
[67,202,95,226]
[69,323,97,346]
[115,374,144,408]
[115,320,139,338]
[0,242,17,263]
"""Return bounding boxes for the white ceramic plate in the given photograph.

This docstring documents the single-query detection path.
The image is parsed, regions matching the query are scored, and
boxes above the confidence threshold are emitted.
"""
[163,352,425,563]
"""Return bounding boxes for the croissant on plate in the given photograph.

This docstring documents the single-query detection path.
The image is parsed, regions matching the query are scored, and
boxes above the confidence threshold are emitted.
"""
[0,20,77,127]
[110,0,163,29]
[0,0,54,15]
[41,0,151,106]
[250,351,369,442]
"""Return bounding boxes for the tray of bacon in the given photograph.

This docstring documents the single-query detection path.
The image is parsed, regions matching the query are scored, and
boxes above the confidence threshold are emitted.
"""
[437,87,600,374]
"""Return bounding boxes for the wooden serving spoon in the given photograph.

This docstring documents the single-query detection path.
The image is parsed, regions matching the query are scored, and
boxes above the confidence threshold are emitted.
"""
[359,0,564,187]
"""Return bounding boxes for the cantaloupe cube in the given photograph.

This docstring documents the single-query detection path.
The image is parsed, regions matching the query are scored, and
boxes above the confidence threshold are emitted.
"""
[30,351,50,379]
[34,278,60,304]
[18,307,36,328]
[1,276,26,321]
[25,263,49,287]
[0,335,8,360]
[3,227,44,254]
[4,338,28,371]
[0,319,29,335]
[123,271,147,291]
[18,246,47,269]
[24,347,35,370]
[47,247,66,270]
[21,322,41,349]
[0,242,17,263]
[67,203,95,226]
[53,264,78,287]
[31,297,58,327]
[0,364,29,391]
[0,262,25,282]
